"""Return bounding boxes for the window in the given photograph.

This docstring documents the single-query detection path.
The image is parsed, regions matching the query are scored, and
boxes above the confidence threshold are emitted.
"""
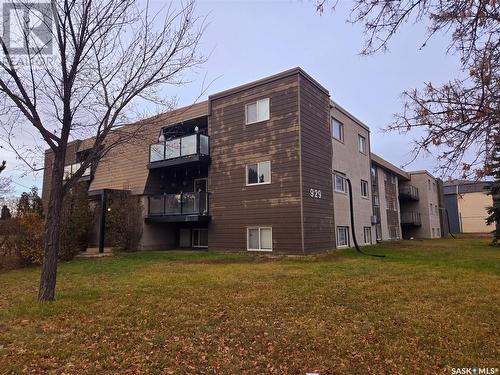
[361,180,369,198]
[433,182,436,192]
[435,205,439,215]
[363,227,372,244]
[391,175,397,184]
[246,161,271,185]
[375,224,382,240]
[331,118,344,142]
[336,226,349,247]
[432,228,435,237]
[430,203,433,214]
[373,195,380,206]
[358,135,367,154]
[247,227,272,251]
[437,228,441,237]
[334,174,346,193]
[245,98,270,124]
[192,229,208,248]
[428,179,431,190]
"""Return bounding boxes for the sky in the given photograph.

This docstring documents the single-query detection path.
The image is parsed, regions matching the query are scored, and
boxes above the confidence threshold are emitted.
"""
[1,0,463,195]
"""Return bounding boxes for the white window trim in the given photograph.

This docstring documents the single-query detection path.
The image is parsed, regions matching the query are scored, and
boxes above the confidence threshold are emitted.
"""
[247,227,273,251]
[331,118,344,143]
[358,134,367,154]
[334,173,347,193]
[336,226,350,248]
[191,228,208,248]
[246,161,271,186]
[363,227,372,244]
[245,98,270,125]
[361,180,369,198]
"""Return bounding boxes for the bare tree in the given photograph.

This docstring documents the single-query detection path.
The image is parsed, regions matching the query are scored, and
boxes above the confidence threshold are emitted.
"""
[0,0,205,301]
[317,0,499,178]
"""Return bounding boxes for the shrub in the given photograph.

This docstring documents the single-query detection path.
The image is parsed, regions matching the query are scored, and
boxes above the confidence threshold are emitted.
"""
[106,192,143,251]
[60,182,92,260]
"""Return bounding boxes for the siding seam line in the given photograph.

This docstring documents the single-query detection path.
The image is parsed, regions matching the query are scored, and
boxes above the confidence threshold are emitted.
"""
[298,75,305,255]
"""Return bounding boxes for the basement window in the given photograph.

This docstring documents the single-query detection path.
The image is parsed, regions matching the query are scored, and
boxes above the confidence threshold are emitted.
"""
[363,227,372,244]
[245,98,270,124]
[247,227,272,251]
[336,226,349,248]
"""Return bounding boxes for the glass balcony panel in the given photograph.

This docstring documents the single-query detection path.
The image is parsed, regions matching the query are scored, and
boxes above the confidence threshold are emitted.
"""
[165,139,181,159]
[165,194,182,214]
[199,134,209,155]
[182,192,197,214]
[150,143,165,162]
[181,134,197,156]
[149,196,164,215]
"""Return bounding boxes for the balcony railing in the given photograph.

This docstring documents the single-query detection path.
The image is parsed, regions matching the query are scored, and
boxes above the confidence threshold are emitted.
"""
[147,192,210,217]
[400,211,421,226]
[149,133,210,163]
[399,184,419,201]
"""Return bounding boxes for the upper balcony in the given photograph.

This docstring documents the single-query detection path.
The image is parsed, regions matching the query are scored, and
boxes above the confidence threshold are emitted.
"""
[400,211,421,226]
[145,192,210,223]
[148,133,210,169]
[399,184,419,201]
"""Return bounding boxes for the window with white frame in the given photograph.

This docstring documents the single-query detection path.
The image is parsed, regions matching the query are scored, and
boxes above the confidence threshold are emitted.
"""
[432,228,435,237]
[246,161,271,185]
[336,226,349,247]
[245,98,270,124]
[334,173,346,193]
[331,118,344,142]
[361,180,369,198]
[437,228,440,237]
[391,175,397,184]
[363,227,372,244]
[358,134,367,154]
[247,227,272,251]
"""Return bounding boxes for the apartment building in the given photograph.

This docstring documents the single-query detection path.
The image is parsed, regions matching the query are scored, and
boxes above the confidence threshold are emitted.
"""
[42,67,443,254]
[331,102,374,247]
[370,155,444,239]
[443,180,493,234]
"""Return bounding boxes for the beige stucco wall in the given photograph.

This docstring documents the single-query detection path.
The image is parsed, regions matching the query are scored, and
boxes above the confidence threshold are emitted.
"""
[402,172,441,239]
[331,106,374,247]
[458,191,493,233]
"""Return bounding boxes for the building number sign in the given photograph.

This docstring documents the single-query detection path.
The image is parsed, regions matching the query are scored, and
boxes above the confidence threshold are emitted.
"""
[310,188,322,199]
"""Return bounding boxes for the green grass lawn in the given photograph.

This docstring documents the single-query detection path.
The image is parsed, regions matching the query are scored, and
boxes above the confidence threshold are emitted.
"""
[0,238,499,374]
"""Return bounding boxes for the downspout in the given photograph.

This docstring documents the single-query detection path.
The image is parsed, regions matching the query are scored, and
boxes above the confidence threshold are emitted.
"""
[346,178,385,258]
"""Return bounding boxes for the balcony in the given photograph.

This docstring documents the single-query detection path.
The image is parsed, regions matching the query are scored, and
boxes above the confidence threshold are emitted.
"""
[148,133,210,169]
[145,192,211,223]
[399,184,419,201]
[401,211,421,226]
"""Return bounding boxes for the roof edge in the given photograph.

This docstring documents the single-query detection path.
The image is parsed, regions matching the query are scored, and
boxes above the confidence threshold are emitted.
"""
[209,67,329,103]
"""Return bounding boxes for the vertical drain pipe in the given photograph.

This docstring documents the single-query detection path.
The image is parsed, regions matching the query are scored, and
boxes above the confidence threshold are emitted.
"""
[346,178,385,258]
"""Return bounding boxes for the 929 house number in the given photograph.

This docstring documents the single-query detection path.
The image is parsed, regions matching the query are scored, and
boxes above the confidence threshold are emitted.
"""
[309,188,322,199]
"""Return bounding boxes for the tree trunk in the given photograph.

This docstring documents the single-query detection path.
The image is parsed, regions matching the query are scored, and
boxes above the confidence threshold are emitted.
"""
[38,153,65,302]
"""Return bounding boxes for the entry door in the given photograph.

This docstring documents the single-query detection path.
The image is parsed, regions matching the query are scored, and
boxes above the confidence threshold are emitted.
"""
[194,178,208,214]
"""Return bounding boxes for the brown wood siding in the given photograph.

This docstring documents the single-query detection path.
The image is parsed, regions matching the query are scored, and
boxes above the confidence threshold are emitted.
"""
[299,75,335,252]
[208,74,303,254]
